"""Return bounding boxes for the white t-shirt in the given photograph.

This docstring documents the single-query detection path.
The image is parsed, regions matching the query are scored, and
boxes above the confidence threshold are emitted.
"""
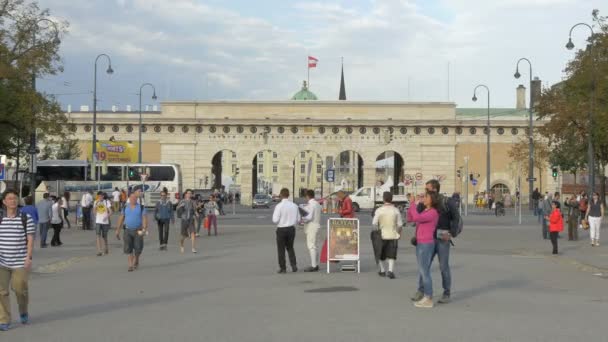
[51,203,63,224]
[61,196,68,209]
[112,191,120,202]
[94,200,112,225]
[81,193,93,207]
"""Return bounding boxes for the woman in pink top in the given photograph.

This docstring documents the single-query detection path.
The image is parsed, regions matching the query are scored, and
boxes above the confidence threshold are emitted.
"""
[407,191,440,308]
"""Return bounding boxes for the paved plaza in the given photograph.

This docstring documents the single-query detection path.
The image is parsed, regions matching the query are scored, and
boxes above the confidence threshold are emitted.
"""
[4,207,608,342]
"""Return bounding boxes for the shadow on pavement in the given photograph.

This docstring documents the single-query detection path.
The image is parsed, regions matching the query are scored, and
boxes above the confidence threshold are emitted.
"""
[453,277,529,302]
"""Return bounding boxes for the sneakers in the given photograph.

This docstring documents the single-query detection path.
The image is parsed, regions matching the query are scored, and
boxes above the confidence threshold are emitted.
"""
[414,296,434,308]
[378,271,386,277]
[0,324,9,331]
[192,248,197,254]
[410,291,424,302]
[437,294,451,304]
[303,266,319,272]
[387,271,396,279]
[20,313,29,324]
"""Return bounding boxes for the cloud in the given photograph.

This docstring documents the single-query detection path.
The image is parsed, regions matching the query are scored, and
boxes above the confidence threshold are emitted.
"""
[37,0,606,108]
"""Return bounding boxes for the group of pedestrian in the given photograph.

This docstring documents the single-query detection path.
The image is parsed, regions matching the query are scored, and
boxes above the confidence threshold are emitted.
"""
[271,180,459,309]
[538,190,605,254]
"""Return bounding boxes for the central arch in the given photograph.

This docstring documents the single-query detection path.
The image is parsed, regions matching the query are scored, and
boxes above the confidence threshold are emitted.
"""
[252,149,279,196]
[211,149,238,191]
[292,150,323,198]
[336,150,364,192]
[375,151,405,194]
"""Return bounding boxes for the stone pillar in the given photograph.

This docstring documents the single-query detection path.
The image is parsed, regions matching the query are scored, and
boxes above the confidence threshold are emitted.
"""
[240,163,253,206]
[363,167,377,188]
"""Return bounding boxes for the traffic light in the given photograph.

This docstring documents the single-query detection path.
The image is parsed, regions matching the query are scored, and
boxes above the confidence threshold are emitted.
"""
[552,167,558,179]
[469,173,474,181]
[128,168,135,178]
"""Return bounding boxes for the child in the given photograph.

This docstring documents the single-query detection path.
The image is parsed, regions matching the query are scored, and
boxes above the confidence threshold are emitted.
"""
[546,201,564,255]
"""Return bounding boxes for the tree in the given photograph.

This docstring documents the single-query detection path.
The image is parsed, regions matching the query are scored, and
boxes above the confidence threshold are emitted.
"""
[536,10,608,200]
[0,0,69,160]
[508,138,550,192]
[37,137,81,160]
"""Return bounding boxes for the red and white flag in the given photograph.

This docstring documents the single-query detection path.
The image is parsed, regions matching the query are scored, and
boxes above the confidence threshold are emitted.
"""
[308,56,318,68]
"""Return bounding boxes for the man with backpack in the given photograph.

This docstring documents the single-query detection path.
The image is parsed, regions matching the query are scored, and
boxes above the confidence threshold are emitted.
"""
[0,189,36,331]
[412,180,462,304]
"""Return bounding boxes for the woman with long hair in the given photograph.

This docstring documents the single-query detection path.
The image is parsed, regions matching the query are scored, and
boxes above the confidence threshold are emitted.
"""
[407,191,440,309]
[586,192,604,247]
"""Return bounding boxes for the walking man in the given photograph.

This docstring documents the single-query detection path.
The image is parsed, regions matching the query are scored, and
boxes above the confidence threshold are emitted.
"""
[413,180,459,304]
[80,190,93,230]
[154,190,174,251]
[301,189,322,272]
[36,193,52,248]
[272,188,300,274]
[0,190,36,331]
[115,190,148,272]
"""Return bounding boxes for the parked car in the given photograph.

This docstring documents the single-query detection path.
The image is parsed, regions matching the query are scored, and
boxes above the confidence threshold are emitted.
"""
[252,194,272,208]
[271,194,281,202]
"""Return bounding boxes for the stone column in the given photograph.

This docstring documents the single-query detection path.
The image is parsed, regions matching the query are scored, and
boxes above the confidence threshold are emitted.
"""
[240,163,253,206]
[363,167,377,188]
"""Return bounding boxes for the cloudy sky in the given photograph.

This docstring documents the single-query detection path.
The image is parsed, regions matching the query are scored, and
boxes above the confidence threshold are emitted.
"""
[36,0,604,110]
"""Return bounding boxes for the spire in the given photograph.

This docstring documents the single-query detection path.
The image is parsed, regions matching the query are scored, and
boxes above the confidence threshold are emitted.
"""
[339,57,346,100]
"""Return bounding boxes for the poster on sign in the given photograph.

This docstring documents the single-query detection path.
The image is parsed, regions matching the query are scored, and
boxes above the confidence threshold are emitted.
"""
[326,218,360,273]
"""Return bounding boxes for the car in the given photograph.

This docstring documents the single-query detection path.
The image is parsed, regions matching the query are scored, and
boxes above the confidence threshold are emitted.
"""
[271,194,281,202]
[252,194,272,208]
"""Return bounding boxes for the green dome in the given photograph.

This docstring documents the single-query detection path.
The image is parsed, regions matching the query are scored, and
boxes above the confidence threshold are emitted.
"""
[291,81,317,100]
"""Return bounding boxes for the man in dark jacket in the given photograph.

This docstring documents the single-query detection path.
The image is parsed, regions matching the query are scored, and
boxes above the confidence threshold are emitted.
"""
[412,179,459,304]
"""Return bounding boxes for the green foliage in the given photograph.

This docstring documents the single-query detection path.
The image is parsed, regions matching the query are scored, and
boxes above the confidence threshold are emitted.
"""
[0,0,69,159]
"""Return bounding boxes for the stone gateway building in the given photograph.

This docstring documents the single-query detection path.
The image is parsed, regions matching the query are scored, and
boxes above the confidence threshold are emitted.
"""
[65,84,555,205]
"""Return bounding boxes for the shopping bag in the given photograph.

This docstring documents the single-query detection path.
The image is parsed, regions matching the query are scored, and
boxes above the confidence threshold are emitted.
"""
[204,216,210,230]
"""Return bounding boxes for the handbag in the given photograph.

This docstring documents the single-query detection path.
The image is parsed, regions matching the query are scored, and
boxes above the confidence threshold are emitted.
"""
[581,219,589,230]
[214,209,220,216]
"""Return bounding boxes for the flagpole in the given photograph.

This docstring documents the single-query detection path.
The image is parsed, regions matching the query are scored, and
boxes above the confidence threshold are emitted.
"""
[307,60,310,88]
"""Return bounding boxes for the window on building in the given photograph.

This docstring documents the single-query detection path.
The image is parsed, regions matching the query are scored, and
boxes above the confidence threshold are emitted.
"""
[317,177,322,183]
[273,165,277,173]
[300,164,305,173]
[232,164,236,173]
[273,152,277,158]
[300,177,305,183]
[232,152,236,158]
[258,152,263,159]
[258,164,263,173]
[273,177,278,182]
[300,151,306,159]
[317,164,322,173]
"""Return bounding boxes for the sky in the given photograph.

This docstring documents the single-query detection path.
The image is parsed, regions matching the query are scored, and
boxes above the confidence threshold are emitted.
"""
[35,0,605,110]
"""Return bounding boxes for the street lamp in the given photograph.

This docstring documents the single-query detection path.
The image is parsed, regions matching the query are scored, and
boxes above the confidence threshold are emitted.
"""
[29,18,60,204]
[566,22,595,196]
[137,83,157,163]
[91,54,114,180]
[472,84,491,195]
[514,57,535,210]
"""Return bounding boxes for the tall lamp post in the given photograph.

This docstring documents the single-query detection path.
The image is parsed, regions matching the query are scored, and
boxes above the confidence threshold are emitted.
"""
[29,19,60,203]
[566,23,595,196]
[514,57,535,210]
[138,83,157,163]
[472,85,491,195]
[91,54,114,180]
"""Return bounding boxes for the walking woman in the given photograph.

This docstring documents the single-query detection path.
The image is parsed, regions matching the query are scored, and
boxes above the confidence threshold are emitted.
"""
[195,195,206,237]
[586,192,604,247]
[204,195,219,236]
[61,191,71,229]
[546,201,563,254]
[176,189,198,253]
[50,196,64,246]
[407,191,439,309]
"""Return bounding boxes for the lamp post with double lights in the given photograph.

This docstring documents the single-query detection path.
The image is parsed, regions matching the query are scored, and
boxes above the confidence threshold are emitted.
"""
[514,57,535,210]
[566,23,595,196]
[138,83,157,163]
[91,54,114,180]
[472,85,491,195]
[29,18,60,203]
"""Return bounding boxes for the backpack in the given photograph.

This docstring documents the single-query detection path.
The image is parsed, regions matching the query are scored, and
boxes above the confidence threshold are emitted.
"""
[444,197,463,238]
[0,212,29,237]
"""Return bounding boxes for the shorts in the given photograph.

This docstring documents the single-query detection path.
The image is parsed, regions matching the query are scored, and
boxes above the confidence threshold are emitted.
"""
[380,239,398,260]
[180,218,195,237]
[96,223,110,238]
[124,228,144,255]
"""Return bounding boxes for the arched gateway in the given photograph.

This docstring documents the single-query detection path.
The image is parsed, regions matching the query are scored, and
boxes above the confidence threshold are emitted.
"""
[68,99,531,205]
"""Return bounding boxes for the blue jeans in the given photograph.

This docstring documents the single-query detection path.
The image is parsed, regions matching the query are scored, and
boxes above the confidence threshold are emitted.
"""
[541,212,548,239]
[537,208,543,224]
[416,242,435,298]
[39,222,50,246]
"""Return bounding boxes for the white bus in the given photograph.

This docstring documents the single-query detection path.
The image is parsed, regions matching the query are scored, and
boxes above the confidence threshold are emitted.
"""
[36,160,182,206]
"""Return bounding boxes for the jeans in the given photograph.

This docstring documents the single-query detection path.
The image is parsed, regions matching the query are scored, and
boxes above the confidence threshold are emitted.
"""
[0,267,28,325]
[550,232,559,254]
[62,208,71,229]
[537,208,543,224]
[196,215,204,234]
[276,227,297,270]
[158,219,170,246]
[82,207,92,230]
[416,242,435,298]
[207,214,217,235]
[51,224,62,246]
[434,239,452,296]
[39,222,50,247]
[541,213,548,239]
[568,216,579,240]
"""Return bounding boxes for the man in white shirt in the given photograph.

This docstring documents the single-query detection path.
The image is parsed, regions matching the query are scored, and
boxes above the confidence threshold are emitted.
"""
[111,187,121,212]
[80,191,94,230]
[272,188,300,273]
[301,189,322,272]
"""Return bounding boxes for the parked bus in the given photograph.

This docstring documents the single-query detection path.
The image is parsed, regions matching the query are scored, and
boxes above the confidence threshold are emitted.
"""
[36,160,182,206]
